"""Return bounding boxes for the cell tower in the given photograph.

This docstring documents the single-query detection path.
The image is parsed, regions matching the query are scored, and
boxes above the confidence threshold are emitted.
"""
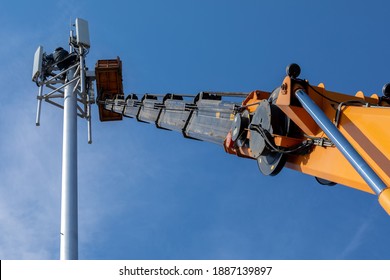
[32,18,94,260]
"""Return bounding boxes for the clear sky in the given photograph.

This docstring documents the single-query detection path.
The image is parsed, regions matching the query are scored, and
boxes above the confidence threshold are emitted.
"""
[0,0,390,260]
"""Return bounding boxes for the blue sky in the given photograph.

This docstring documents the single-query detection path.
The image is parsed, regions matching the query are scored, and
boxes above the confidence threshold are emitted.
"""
[0,0,390,260]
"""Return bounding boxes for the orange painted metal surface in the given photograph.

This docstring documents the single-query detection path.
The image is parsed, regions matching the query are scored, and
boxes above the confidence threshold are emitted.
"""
[241,90,270,113]
[379,188,390,215]
[337,106,390,189]
[224,76,390,197]
[275,76,389,194]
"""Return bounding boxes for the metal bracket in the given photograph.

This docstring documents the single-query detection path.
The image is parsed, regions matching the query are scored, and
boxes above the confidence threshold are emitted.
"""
[33,43,95,143]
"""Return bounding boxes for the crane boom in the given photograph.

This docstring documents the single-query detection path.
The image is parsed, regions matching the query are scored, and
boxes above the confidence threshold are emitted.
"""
[95,58,390,215]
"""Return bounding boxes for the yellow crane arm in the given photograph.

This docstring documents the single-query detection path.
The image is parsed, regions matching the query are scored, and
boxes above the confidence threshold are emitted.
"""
[95,60,390,215]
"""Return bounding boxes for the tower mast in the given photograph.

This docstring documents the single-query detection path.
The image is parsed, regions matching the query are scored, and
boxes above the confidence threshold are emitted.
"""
[32,18,93,259]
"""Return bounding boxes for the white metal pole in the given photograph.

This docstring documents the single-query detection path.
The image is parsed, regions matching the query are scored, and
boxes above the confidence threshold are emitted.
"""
[35,83,43,126]
[60,67,78,260]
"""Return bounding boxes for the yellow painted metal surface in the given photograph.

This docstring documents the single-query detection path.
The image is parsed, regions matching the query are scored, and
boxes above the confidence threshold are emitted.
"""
[277,77,390,194]
[223,75,390,214]
[241,90,270,113]
[339,106,390,187]
[379,188,390,215]
[285,105,390,194]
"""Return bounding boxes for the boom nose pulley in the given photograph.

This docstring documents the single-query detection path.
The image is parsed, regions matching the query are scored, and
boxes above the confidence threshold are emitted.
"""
[249,97,290,176]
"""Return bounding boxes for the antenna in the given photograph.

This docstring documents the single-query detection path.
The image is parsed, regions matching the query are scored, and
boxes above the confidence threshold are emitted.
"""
[75,18,90,48]
[32,18,94,260]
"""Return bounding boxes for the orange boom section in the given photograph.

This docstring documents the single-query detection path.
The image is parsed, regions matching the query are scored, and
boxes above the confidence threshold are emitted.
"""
[223,71,390,215]
[275,76,390,194]
[95,60,390,215]
[95,57,124,121]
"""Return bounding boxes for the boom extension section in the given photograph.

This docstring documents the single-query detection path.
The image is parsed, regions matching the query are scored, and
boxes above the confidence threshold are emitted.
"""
[95,59,390,215]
